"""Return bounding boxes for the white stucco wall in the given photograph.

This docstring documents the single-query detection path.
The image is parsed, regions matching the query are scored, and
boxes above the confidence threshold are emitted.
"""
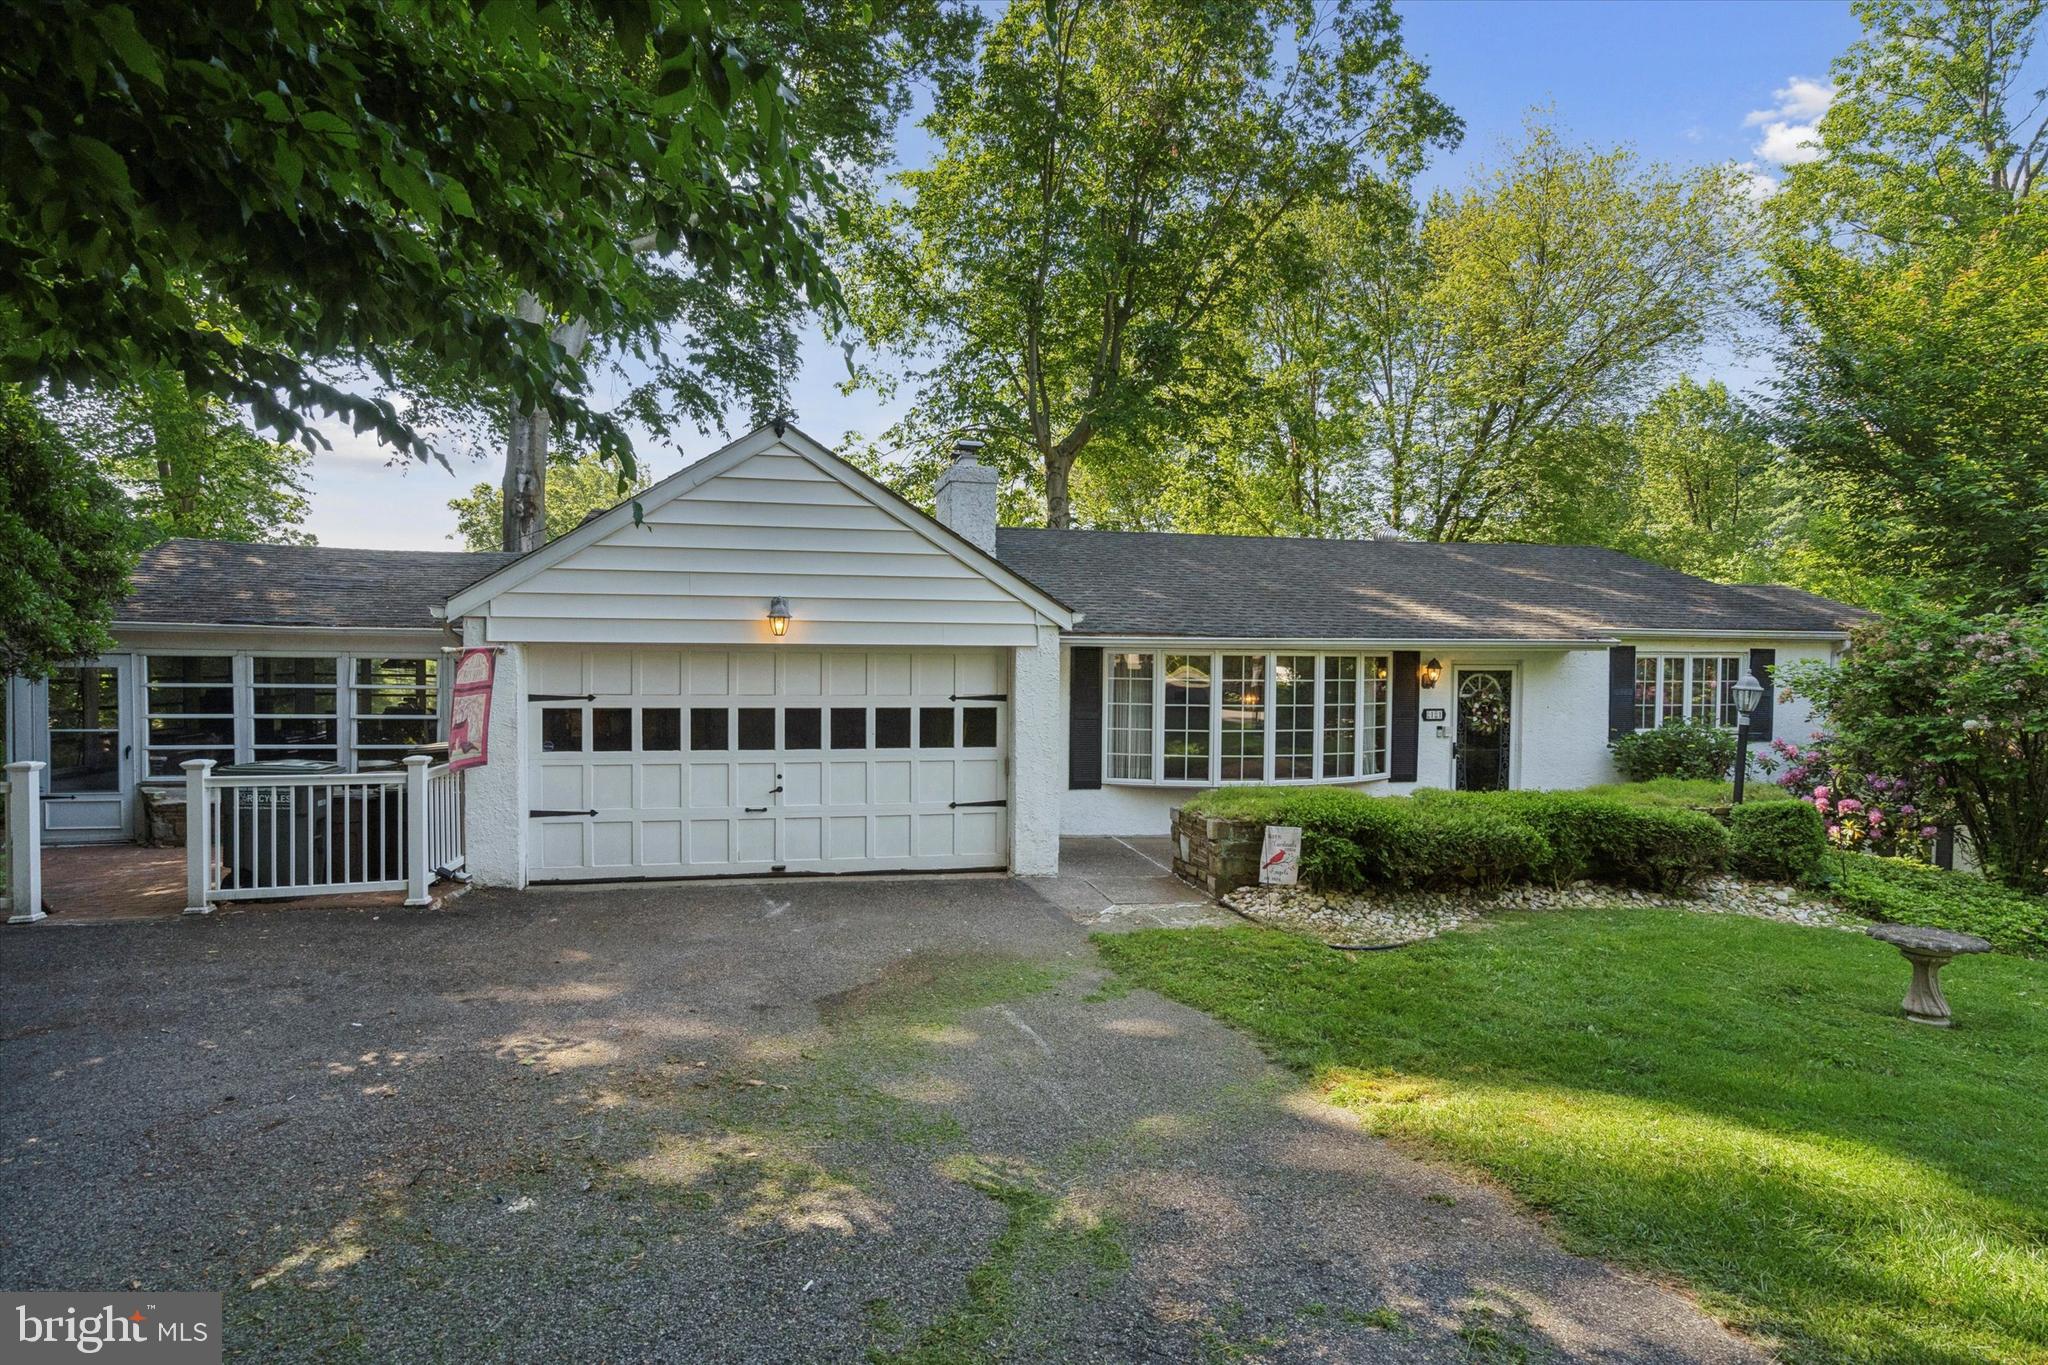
[1053,638,1847,839]
[460,620,527,888]
[1009,623,1064,875]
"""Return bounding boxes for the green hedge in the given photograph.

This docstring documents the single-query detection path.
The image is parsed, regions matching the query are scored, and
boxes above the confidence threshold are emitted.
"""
[1609,719,1740,782]
[1729,801,1827,884]
[1829,856,2048,958]
[1577,779,1792,810]
[1182,786,1727,896]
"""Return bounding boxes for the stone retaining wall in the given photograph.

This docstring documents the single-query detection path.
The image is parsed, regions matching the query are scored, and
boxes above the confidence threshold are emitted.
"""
[141,786,186,848]
[1170,806,1266,898]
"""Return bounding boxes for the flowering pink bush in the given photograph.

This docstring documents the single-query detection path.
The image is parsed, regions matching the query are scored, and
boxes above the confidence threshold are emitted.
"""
[1768,733,1933,858]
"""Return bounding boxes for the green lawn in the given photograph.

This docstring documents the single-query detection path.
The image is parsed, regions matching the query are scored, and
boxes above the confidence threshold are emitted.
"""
[1095,912,2048,1364]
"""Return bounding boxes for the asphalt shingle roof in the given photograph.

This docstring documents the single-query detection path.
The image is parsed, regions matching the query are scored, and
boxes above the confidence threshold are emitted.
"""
[993,529,1861,640]
[119,539,520,631]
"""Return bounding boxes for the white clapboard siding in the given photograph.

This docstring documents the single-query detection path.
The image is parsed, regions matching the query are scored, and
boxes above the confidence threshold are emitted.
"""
[479,447,1050,647]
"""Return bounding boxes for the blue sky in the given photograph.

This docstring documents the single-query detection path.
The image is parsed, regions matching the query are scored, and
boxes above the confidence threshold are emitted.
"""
[302,0,1865,551]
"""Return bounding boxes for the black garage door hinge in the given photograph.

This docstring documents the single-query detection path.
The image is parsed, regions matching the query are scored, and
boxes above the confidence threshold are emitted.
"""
[950,693,1008,702]
[949,799,1008,809]
[529,692,597,702]
[530,808,597,817]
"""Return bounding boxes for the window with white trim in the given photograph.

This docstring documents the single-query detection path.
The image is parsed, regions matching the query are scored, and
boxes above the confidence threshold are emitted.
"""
[1634,654,1743,729]
[1273,656,1316,780]
[1107,652,1154,780]
[144,655,235,775]
[351,657,441,765]
[1219,654,1265,781]
[1103,651,1392,786]
[1162,654,1212,782]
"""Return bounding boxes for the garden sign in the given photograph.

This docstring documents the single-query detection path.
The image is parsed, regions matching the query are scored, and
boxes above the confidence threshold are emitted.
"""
[1259,825,1301,886]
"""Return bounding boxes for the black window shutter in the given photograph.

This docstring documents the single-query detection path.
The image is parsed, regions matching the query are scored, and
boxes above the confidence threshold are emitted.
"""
[1390,650,1420,783]
[1608,645,1637,741]
[1748,648,1776,743]
[1068,646,1103,790]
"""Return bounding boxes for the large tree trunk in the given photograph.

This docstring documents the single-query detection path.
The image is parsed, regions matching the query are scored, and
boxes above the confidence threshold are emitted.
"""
[501,405,550,552]
[1045,454,1074,529]
[499,296,593,553]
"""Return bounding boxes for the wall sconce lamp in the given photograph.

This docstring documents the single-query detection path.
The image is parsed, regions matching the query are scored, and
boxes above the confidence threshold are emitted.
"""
[767,597,792,638]
[1420,657,1442,689]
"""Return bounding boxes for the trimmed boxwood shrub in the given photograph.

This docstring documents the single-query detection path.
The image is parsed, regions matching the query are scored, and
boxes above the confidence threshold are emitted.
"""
[1416,789,1729,893]
[1609,719,1739,782]
[1728,801,1827,884]
[1183,786,1726,896]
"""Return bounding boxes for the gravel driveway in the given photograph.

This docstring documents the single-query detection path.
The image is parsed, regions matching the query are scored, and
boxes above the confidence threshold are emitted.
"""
[1,842,1763,1363]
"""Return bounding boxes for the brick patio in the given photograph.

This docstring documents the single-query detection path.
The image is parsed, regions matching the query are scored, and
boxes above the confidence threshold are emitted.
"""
[27,845,463,924]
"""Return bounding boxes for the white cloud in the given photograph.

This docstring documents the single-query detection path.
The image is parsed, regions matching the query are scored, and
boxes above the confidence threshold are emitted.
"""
[1731,160,1780,204]
[1744,76,1834,165]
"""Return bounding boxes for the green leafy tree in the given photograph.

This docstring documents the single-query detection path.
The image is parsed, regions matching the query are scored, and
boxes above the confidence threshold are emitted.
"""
[1785,604,2048,892]
[0,387,137,678]
[1382,124,1755,541]
[1627,378,1788,582]
[840,0,1459,527]
[1767,0,2048,608]
[61,376,314,545]
[448,453,650,551]
[0,0,836,475]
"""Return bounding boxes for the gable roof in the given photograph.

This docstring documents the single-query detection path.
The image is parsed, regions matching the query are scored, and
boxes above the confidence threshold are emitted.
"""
[117,539,516,631]
[443,423,1074,626]
[993,530,1861,641]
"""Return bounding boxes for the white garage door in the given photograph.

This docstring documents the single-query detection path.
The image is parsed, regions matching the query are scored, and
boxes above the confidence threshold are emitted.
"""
[526,648,1009,880]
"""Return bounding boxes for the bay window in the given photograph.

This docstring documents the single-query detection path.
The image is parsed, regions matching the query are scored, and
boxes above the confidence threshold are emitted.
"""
[1101,650,1392,786]
[1634,654,1743,730]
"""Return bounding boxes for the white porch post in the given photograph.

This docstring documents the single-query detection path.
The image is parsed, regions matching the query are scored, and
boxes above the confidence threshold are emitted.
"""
[1009,622,1063,877]
[181,758,214,915]
[5,760,45,924]
[403,754,432,906]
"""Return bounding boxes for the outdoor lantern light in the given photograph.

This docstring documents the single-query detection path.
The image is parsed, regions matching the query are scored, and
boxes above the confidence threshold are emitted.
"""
[767,597,792,638]
[1731,670,1764,803]
[1420,658,1442,689]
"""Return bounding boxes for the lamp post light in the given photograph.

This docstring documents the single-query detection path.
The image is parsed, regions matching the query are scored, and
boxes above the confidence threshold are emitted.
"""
[1731,671,1765,803]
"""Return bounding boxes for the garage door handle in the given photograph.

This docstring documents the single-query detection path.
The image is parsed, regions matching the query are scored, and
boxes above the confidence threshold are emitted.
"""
[530,808,597,817]
[744,806,768,813]
[950,799,1008,809]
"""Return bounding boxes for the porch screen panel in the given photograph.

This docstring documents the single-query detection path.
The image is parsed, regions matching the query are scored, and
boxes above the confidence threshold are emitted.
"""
[145,655,234,775]
[52,665,125,790]
[352,657,440,767]
[252,656,339,763]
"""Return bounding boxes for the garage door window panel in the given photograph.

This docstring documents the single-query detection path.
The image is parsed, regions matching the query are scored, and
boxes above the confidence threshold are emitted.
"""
[785,708,822,750]
[642,708,682,751]
[919,707,955,748]
[737,708,775,750]
[593,708,633,751]
[831,708,867,749]
[875,707,912,749]
[690,708,729,751]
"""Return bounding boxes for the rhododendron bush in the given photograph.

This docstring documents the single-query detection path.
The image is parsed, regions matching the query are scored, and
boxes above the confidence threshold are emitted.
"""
[1782,604,2048,892]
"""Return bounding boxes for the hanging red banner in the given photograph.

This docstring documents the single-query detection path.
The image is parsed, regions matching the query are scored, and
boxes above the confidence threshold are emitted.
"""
[448,648,496,771]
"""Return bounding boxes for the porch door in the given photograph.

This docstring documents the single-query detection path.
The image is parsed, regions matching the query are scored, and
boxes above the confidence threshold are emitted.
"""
[38,659,136,842]
[1453,668,1512,792]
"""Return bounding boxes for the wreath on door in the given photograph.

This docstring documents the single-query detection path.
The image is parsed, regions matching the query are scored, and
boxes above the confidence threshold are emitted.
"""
[1459,673,1507,735]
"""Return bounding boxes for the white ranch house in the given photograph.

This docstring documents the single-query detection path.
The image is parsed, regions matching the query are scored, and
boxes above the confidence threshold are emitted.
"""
[5,425,1855,894]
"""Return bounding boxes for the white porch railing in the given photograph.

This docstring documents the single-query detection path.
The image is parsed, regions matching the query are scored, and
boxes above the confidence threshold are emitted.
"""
[183,755,461,914]
[4,760,46,923]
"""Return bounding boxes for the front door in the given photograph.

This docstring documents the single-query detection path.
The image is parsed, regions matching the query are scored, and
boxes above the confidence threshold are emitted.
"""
[36,659,136,841]
[1454,668,1512,792]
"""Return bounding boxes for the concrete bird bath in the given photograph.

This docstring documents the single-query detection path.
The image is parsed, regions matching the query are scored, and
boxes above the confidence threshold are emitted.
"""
[1866,924,1993,1026]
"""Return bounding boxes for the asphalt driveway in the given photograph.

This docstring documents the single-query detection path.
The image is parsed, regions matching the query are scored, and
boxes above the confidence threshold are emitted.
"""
[1,840,1762,1363]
